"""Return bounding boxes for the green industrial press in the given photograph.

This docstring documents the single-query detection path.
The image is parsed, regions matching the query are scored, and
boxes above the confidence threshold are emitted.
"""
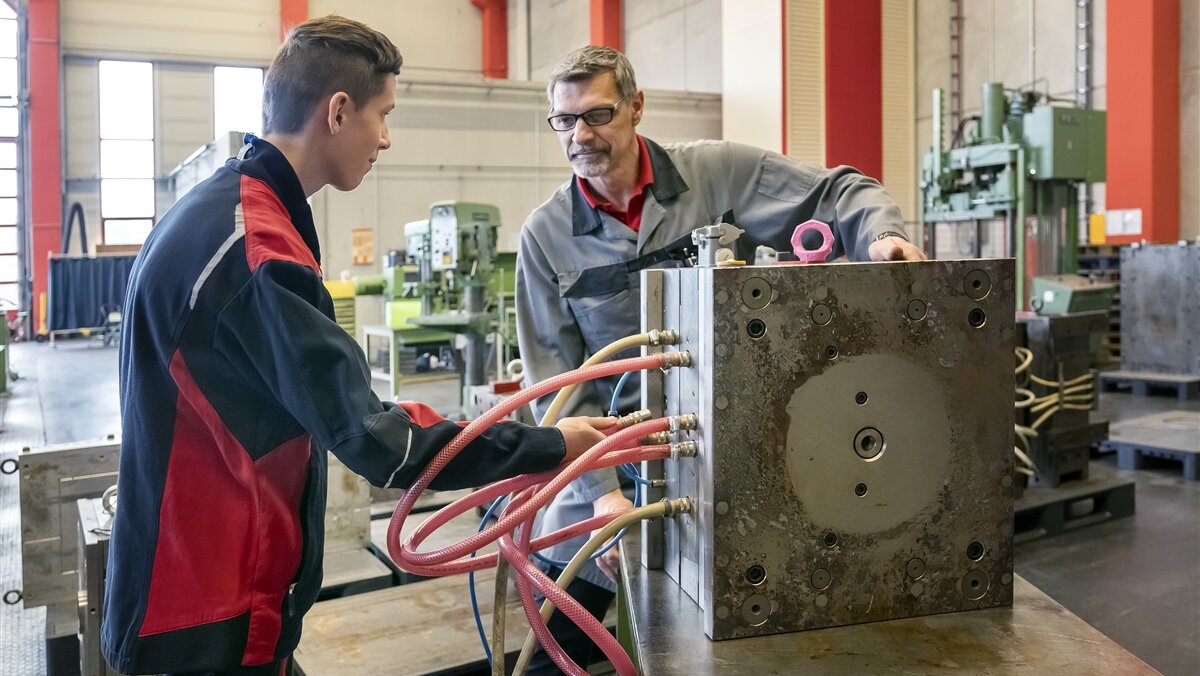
[921,82,1106,309]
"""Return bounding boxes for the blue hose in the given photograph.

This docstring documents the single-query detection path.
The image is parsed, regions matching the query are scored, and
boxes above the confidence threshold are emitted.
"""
[530,482,641,568]
[608,371,633,416]
[469,496,505,664]
[469,361,647,659]
[469,487,641,659]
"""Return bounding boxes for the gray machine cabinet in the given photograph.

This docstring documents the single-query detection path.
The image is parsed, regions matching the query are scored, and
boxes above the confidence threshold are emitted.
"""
[641,259,1015,640]
[1018,312,1109,486]
[1120,243,1200,375]
[18,438,121,639]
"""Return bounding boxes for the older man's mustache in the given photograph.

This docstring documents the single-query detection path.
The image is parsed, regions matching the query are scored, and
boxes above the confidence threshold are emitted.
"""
[570,144,610,160]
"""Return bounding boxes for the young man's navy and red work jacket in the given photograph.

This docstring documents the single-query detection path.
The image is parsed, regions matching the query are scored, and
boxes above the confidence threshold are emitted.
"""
[101,135,567,674]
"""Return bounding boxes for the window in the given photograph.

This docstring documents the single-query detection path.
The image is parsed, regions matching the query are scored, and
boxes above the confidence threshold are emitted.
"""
[0,3,19,307]
[214,66,263,140]
[99,60,155,246]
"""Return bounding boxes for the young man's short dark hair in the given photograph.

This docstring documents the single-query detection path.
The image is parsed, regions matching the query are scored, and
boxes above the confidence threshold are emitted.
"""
[263,15,404,134]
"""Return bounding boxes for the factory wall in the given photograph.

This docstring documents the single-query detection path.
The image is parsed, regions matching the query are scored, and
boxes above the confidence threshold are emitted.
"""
[521,0,722,93]
[60,0,279,64]
[914,0,1199,240]
[58,0,722,269]
[722,0,785,155]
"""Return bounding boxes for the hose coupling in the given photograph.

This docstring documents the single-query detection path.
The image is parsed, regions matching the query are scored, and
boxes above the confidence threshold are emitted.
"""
[648,329,680,346]
[663,351,693,368]
[617,409,653,428]
[650,479,668,488]
[670,441,699,459]
[669,414,699,433]
[661,497,695,517]
[642,431,670,445]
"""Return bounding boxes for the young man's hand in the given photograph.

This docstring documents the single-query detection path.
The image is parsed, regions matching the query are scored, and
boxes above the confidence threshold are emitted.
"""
[592,488,634,581]
[868,235,927,261]
[554,416,615,464]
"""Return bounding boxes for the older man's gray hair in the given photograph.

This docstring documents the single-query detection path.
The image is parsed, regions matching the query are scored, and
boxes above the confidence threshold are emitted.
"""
[546,45,638,104]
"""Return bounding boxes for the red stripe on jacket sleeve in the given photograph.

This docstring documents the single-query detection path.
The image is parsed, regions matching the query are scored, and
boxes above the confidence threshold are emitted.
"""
[397,401,469,428]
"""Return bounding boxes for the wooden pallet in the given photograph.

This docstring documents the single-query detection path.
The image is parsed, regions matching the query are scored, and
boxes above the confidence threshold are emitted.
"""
[369,508,489,584]
[295,565,531,676]
[1099,410,1200,481]
[1099,370,1200,401]
[369,488,474,519]
[1014,466,1136,543]
[318,545,394,601]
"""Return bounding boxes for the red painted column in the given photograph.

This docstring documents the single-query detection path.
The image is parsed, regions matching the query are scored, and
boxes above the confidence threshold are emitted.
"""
[279,0,307,41]
[28,0,60,334]
[471,0,508,79]
[823,0,882,181]
[590,0,621,51]
[1106,0,1179,243]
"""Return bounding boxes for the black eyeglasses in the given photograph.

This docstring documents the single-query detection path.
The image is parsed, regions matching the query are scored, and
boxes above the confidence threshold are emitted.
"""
[547,99,624,132]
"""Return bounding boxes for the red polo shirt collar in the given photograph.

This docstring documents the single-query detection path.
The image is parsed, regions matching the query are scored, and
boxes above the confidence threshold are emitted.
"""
[577,135,654,232]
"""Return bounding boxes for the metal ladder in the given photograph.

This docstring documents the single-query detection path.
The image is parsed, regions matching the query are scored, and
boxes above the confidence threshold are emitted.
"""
[949,0,963,135]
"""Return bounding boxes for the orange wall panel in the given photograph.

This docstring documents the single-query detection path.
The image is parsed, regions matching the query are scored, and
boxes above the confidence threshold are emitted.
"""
[1106,0,1180,243]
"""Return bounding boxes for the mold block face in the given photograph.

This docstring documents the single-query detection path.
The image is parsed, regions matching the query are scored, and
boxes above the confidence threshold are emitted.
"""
[646,258,1015,640]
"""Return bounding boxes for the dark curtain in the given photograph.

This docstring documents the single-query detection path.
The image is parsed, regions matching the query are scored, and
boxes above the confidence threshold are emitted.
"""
[47,255,138,332]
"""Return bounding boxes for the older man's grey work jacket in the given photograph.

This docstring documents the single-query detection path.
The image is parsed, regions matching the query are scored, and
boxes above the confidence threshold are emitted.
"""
[515,136,907,591]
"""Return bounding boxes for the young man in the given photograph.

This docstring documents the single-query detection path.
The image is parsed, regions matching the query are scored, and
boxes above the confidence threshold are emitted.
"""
[515,46,926,672]
[102,17,609,676]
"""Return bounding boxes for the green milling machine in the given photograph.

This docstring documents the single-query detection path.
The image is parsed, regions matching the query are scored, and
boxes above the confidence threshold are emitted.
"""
[352,201,519,413]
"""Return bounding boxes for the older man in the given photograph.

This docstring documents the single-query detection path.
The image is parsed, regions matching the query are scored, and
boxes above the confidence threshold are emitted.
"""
[515,45,924,672]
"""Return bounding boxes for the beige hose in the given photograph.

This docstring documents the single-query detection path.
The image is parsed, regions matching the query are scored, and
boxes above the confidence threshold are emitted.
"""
[491,331,664,671]
[490,555,510,675]
[538,333,655,426]
[511,498,692,676]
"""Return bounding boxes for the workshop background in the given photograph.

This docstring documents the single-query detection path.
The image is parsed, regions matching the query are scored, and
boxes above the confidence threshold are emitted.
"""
[0,1,1197,675]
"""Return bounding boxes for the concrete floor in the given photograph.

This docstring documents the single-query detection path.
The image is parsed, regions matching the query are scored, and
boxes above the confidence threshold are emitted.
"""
[1015,392,1200,676]
[1,340,1198,675]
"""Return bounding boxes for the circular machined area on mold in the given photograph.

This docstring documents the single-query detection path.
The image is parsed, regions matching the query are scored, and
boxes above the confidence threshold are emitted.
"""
[784,354,952,535]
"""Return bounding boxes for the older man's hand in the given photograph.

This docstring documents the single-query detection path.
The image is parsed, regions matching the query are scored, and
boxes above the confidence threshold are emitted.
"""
[868,235,927,261]
[591,488,633,581]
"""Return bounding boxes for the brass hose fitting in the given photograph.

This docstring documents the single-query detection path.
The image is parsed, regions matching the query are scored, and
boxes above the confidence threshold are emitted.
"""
[616,409,653,428]
[661,497,695,517]
[670,441,699,459]
[663,351,693,368]
[643,431,670,445]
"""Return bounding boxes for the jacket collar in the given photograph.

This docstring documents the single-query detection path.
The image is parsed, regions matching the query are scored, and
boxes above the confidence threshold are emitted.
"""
[570,136,689,236]
[228,134,322,266]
